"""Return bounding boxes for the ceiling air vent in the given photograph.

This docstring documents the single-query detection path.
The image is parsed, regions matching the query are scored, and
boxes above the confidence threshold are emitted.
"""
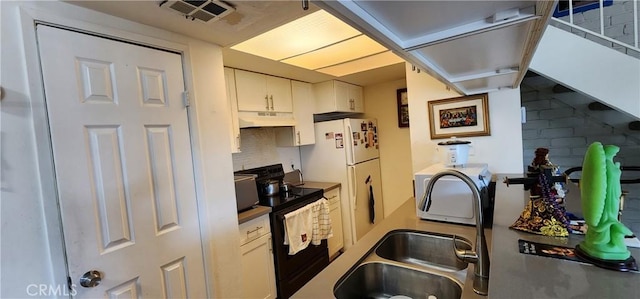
[160,0,235,24]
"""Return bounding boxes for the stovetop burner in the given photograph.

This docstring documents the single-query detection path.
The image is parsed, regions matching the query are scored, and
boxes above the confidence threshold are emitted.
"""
[260,186,323,211]
[234,164,324,212]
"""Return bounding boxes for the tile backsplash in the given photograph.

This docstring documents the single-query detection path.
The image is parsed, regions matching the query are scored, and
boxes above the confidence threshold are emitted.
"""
[232,127,302,172]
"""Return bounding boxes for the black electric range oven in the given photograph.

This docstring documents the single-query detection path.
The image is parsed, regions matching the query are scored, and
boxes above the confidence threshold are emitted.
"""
[235,164,329,299]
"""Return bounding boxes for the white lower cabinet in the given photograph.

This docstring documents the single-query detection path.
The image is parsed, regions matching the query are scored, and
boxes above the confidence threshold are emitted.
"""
[326,188,344,259]
[239,215,276,299]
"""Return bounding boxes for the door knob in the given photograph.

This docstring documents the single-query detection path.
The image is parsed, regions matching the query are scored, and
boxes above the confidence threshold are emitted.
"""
[79,270,102,288]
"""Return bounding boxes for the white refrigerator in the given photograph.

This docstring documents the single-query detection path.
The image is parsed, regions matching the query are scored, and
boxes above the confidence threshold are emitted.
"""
[300,118,384,249]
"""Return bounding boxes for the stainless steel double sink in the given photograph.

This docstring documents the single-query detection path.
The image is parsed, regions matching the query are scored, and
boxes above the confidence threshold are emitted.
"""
[333,229,472,299]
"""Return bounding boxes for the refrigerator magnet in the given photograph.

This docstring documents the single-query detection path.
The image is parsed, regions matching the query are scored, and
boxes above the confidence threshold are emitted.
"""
[334,133,344,148]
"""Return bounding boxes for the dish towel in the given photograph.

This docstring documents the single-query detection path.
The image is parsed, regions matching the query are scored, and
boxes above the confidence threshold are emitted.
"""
[283,199,334,255]
[283,204,313,255]
[311,198,333,245]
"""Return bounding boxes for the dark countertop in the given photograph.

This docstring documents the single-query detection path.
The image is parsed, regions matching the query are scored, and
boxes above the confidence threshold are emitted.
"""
[295,181,340,193]
[489,174,640,298]
[237,205,271,224]
[294,173,640,298]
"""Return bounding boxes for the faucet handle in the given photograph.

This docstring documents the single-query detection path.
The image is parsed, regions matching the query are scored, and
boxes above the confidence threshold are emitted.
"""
[453,235,478,264]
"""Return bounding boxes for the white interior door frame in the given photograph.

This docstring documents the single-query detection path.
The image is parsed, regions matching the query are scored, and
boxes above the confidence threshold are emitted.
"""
[17,4,215,296]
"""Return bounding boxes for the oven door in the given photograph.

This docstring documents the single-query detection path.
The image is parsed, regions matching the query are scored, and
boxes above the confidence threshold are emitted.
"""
[270,200,329,298]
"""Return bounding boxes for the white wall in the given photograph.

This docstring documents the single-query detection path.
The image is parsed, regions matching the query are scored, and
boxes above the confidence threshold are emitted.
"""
[1,3,63,296]
[363,79,414,217]
[0,2,242,297]
[406,63,524,175]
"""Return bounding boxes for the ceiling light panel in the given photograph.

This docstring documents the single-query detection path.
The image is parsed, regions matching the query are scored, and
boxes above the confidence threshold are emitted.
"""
[316,51,405,77]
[281,35,388,70]
[231,10,361,61]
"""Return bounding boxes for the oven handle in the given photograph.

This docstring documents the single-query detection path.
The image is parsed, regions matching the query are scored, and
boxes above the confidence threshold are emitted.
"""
[274,196,326,222]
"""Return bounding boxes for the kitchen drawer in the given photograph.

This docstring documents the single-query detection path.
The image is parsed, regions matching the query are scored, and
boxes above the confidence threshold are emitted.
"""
[325,188,340,206]
[239,214,270,246]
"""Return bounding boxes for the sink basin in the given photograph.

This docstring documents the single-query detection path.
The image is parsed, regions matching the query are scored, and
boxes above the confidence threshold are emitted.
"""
[375,230,472,271]
[334,262,462,299]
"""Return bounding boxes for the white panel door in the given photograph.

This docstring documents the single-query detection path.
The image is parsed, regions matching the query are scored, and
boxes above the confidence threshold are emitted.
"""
[37,25,206,298]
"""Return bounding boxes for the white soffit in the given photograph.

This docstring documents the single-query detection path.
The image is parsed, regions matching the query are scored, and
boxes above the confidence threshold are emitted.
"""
[457,73,518,94]
[314,0,553,94]
[411,22,533,79]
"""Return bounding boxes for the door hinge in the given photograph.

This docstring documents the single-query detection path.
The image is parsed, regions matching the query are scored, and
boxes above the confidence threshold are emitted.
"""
[182,90,190,107]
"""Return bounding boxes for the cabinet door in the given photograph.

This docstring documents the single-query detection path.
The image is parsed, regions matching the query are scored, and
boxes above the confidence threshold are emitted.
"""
[326,188,344,258]
[349,84,365,113]
[224,68,241,153]
[241,233,276,299]
[293,81,315,145]
[235,69,269,112]
[275,81,315,146]
[266,75,293,112]
[334,81,352,112]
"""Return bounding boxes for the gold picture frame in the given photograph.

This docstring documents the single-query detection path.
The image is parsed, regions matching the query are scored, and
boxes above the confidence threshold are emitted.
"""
[428,93,490,139]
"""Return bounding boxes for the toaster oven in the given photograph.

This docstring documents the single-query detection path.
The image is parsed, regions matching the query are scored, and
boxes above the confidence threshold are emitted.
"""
[234,175,259,212]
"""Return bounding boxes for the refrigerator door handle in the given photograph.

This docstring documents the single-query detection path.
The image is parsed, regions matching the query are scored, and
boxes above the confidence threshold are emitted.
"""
[346,124,355,165]
[348,165,357,211]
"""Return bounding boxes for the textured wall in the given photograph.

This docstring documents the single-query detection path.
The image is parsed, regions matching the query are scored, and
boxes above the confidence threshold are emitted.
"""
[520,74,640,234]
[555,0,639,58]
[231,128,302,172]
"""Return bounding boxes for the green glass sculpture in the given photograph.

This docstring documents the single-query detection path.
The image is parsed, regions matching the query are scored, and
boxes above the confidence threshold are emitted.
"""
[578,142,633,262]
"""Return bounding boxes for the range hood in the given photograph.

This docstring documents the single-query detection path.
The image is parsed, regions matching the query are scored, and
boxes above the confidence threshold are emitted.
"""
[238,111,297,128]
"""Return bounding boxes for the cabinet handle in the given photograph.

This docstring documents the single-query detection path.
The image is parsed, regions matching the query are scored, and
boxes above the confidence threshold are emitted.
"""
[349,98,355,110]
[265,95,270,110]
[236,134,241,150]
[269,95,274,110]
[247,226,263,235]
[296,131,301,145]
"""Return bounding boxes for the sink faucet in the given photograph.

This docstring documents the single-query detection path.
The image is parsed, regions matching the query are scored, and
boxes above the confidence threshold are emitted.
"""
[418,169,490,296]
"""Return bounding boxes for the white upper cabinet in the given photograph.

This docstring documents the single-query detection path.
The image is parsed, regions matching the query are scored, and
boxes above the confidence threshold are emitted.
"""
[313,80,364,113]
[235,69,293,113]
[224,67,241,153]
[314,1,555,95]
[275,81,316,146]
